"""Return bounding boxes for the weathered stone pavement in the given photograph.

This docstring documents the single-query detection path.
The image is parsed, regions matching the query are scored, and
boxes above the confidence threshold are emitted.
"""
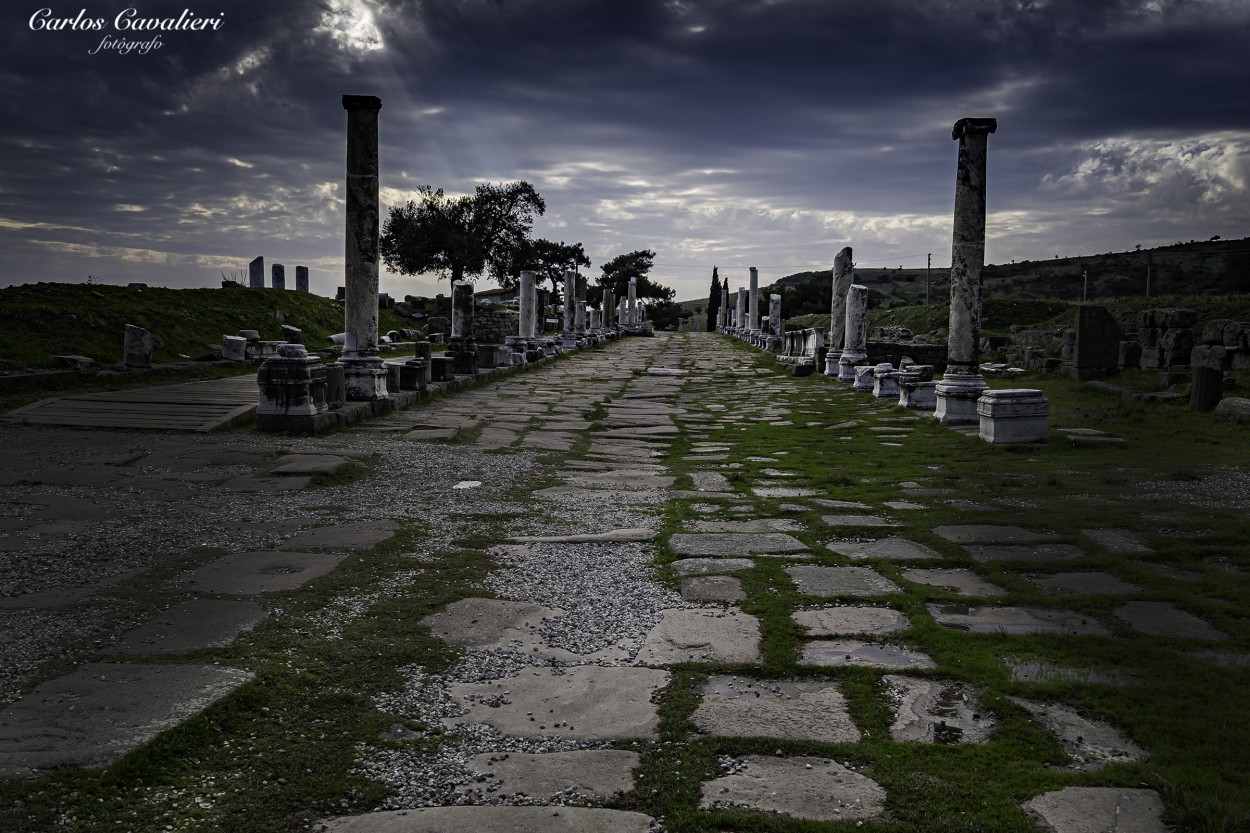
[2,331,1246,831]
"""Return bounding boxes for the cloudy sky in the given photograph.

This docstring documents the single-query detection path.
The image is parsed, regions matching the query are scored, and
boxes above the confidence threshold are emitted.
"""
[2,0,1248,302]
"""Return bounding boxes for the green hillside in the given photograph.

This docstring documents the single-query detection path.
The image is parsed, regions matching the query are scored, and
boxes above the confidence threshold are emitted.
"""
[0,283,413,370]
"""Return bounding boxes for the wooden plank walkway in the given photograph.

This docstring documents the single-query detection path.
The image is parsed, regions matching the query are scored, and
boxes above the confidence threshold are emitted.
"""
[3,374,259,432]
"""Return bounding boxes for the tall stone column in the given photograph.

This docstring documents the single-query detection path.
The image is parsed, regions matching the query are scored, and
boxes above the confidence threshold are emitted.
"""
[340,94,387,400]
[575,273,588,338]
[249,256,264,289]
[562,270,576,348]
[627,277,638,328]
[618,296,627,329]
[295,265,309,293]
[720,284,729,330]
[837,284,869,381]
[825,246,853,375]
[272,263,286,290]
[519,271,535,339]
[604,290,615,329]
[736,287,747,333]
[748,267,760,332]
[768,293,782,352]
[935,117,997,423]
[448,281,477,374]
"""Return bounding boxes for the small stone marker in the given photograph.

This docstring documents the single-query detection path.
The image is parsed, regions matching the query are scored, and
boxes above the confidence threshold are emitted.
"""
[792,606,909,635]
[901,568,1006,596]
[1023,787,1168,833]
[1010,697,1149,771]
[700,755,885,821]
[801,639,935,669]
[448,666,668,740]
[785,565,901,596]
[0,663,252,779]
[635,609,762,665]
[885,675,994,743]
[691,676,860,743]
[123,323,154,368]
[928,604,1109,636]
[1115,601,1228,641]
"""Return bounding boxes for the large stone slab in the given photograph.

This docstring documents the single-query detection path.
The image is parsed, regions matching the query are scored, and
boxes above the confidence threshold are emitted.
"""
[448,666,668,741]
[681,576,746,602]
[1010,697,1150,771]
[318,807,656,833]
[1026,572,1140,597]
[820,514,900,527]
[458,750,640,801]
[189,551,346,594]
[669,533,807,557]
[700,755,885,821]
[966,544,1085,563]
[792,606,909,636]
[671,557,754,576]
[691,676,860,743]
[107,599,268,654]
[801,639,935,669]
[278,520,398,551]
[827,536,943,561]
[1081,528,1151,553]
[928,604,1109,636]
[1115,601,1228,641]
[634,609,762,665]
[884,676,994,744]
[687,518,803,533]
[934,525,1057,543]
[0,662,252,779]
[901,568,1006,597]
[786,565,901,596]
[1023,787,1168,833]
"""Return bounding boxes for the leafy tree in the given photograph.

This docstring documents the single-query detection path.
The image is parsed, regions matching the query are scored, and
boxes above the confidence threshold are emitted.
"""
[706,266,721,330]
[597,249,675,302]
[379,181,545,286]
[515,238,591,297]
[648,299,691,331]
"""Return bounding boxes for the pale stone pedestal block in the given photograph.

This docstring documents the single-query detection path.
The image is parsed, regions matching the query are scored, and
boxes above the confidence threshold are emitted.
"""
[824,351,842,377]
[872,364,899,398]
[933,372,988,423]
[340,355,388,401]
[838,351,866,382]
[853,364,875,392]
[898,381,937,411]
[977,388,1049,444]
[256,345,329,432]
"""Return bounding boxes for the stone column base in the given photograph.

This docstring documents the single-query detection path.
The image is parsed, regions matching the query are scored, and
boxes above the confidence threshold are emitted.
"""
[838,351,867,382]
[933,372,989,423]
[978,388,1049,443]
[824,351,842,377]
[340,354,389,401]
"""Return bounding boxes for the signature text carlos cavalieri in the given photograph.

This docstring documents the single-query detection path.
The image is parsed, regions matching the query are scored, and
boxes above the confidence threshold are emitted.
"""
[29,8,226,55]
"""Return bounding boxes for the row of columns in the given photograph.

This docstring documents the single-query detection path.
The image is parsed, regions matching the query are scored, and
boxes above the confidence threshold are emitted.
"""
[247,257,311,292]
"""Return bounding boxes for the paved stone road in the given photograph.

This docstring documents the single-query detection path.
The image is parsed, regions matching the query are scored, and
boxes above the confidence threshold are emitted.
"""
[2,332,1240,831]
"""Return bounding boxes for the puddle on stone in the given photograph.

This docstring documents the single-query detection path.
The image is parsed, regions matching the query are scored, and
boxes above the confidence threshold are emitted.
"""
[453,480,483,489]
[801,639,935,669]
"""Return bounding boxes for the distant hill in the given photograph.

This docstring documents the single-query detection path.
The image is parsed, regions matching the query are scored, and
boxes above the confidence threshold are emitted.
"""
[0,282,414,370]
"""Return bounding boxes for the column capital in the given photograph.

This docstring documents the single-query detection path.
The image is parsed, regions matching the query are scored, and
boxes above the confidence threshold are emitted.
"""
[953,117,996,140]
[342,94,382,112]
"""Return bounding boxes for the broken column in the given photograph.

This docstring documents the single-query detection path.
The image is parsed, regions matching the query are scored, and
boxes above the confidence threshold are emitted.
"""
[627,276,638,328]
[934,117,997,423]
[272,263,286,290]
[340,94,388,400]
[768,294,782,352]
[447,281,477,374]
[295,266,309,293]
[123,324,154,368]
[720,284,730,331]
[748,267,760,332]
[837,285,868,381]
[618,296,627,330]
[575,273,588,343]
[563,270,577,348]
[825,246,853,376]
[249,256,264,289]
[400,339,431,391]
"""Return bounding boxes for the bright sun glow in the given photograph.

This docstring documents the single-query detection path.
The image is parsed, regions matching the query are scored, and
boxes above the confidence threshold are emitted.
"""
[317,0,385,53]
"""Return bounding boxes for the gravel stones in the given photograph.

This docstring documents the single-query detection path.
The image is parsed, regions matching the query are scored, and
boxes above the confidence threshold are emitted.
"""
[668,532,807,557]
[1022,787,1168,833]
[0,662,252,779]
[785,565,901,597]
[1010,697,1150,771]
[700,755,885,821]
[884,676,994,743]
[634,609,763,665]
[928,604,1109,636]
[692,676,861,743]
[792,606,909,636]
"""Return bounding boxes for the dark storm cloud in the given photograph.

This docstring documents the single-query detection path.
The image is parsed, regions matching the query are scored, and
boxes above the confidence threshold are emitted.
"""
[1,0,1247,297]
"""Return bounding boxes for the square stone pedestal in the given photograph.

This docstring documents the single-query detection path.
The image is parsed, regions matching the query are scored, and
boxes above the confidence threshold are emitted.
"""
[872,364,899,398]
[898,380,937,411]
[430,356,455,382]
[256,346,330,432]
[853,365,875,392]
[933,373,988,423]
[978,389,1050,444]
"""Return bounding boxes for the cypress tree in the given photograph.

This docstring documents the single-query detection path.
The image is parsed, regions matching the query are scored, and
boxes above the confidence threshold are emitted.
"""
[706,266,721,331]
